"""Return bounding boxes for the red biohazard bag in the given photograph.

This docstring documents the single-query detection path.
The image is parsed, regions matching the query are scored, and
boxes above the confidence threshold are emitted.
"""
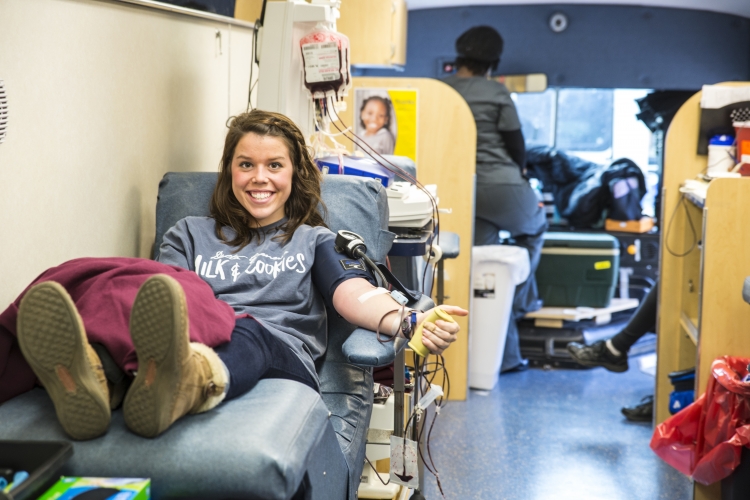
[650,356,750,485]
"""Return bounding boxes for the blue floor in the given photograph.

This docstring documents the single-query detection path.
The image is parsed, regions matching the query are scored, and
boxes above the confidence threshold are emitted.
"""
[421,358,692,500]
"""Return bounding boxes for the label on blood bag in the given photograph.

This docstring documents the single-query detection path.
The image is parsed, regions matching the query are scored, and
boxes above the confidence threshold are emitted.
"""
[302,42,340,83]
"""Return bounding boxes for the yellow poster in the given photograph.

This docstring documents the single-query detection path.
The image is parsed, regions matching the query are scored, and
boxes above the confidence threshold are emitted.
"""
[354,88,418,163]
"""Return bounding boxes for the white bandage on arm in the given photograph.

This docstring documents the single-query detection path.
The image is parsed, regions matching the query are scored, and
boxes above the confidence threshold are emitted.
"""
[357,287,391,303]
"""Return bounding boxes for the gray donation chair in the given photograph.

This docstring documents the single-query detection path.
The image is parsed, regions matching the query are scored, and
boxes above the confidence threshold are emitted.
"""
[0,172,431,499]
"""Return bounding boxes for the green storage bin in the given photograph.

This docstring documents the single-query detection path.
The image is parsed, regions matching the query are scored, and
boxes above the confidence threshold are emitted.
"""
[535,232,620,308]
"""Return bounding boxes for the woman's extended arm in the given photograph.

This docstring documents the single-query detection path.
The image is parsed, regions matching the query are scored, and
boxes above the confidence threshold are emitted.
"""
[332,278,468,355]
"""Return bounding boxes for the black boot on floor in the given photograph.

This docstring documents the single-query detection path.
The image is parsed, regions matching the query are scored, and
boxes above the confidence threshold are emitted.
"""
[566,340,629,373]
[621,395,654,422]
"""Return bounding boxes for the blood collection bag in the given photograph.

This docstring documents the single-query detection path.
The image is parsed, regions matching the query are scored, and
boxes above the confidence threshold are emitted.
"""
[300,24,351,100]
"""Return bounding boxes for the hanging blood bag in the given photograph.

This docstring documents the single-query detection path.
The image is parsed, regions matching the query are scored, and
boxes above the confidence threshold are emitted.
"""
[300,25,351,100]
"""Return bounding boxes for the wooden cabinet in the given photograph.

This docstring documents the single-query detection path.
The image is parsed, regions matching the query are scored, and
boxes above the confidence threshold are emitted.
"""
[337,0,408,67]
[235,0,408,68]
[656,82,750,500]
[234,0,264,23]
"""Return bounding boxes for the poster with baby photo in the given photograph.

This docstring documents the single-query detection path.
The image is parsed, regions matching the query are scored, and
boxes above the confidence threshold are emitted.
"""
[354,88,417,162]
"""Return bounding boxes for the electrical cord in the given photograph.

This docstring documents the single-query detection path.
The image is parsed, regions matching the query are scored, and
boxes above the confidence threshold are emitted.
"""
[424,355,449,497]
[403,351,449,499]
[664,193,698,257]
[364,455,391,486]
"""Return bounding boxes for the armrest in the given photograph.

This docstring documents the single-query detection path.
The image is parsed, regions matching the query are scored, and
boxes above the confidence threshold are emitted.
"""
[342,328,407,367]
[744,277,750,305]
[341,295,436,367]
[438,232,460,260]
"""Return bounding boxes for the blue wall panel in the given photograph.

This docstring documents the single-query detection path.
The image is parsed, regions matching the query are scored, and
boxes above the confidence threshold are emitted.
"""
[360,4,750,90]
[159,0,235,17]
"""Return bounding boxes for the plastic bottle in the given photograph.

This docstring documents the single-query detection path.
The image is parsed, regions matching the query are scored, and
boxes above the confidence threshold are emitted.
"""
[707,134,736,177]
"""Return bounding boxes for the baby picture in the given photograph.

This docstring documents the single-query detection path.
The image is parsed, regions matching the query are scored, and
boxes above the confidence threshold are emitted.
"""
[354,90,397,156]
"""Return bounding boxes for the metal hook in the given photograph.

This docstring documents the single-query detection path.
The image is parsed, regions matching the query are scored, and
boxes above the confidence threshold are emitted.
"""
[215,30,223,55]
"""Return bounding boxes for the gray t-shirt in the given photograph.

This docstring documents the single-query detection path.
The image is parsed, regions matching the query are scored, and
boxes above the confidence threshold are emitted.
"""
[443,75,523,184]
[157,216,372,384]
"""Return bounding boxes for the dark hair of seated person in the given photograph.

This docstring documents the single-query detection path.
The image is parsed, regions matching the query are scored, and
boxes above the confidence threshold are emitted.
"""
[455,56,499,76]
[454,25,504,76]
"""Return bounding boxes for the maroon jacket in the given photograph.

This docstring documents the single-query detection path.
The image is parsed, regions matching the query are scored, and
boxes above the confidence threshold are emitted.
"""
[0,257,236,404]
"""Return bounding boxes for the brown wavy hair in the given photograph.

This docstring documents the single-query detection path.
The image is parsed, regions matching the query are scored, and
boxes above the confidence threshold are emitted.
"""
[210,110,327,249]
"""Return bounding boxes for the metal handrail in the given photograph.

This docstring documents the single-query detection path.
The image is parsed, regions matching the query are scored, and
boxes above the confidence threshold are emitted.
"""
[97,0,257,29]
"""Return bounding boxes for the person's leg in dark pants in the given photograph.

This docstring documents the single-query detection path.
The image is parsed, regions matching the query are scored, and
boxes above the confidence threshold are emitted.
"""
[474,217,502,246]
[508,230,545,318]
[610,282,658,353]
[215,317,318,401]
[475,181,547,372]
[567,281,659,373]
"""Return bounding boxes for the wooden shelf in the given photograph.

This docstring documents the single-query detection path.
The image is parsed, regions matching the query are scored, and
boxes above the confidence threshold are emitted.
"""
[679,311,698,345]
[525,298,639,328]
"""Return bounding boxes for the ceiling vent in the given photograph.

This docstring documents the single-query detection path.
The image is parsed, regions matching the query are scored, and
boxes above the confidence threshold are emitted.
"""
[0,80,7,144]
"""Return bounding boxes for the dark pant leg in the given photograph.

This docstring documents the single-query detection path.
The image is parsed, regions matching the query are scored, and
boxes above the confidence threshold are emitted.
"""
[475,181,547,315]
[215,317,318,401]
[475,182,548,239]
[508,231,545,317]
[475,181,548,371]
[474,218,502,246]
[610,281,659,354]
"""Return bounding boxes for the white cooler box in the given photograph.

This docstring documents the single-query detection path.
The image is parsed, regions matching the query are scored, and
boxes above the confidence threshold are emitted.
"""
[469,245,530,390]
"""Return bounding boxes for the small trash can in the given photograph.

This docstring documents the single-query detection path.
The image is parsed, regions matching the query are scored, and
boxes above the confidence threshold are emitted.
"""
[469,245,530,391]
[651,356,750,486]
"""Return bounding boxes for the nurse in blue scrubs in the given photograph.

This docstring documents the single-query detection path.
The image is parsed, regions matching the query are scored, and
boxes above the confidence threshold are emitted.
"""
[444,26,547,372]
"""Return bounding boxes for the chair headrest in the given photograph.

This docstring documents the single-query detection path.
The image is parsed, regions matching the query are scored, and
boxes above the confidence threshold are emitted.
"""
[153,172,394,263]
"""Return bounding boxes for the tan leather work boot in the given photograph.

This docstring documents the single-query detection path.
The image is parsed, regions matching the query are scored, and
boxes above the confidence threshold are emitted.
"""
[17,281,111,440]
[123,274,228,438]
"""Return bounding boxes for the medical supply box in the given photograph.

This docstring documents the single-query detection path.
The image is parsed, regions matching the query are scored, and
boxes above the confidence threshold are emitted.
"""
[315,155,395,187]
[37,477,150,500]
[535,232,620,308]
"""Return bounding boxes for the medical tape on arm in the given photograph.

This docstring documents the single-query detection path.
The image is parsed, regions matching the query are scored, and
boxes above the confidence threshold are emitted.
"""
[358,288,411,335]
[357,287,390,303]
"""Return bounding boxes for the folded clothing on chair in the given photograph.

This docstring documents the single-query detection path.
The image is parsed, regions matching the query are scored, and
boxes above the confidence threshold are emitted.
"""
[0,257,236,404]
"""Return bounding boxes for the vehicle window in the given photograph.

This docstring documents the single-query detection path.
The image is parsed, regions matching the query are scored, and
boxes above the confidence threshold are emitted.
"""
[514,87,655,216]
[556,88,614,152]
[513,89,556,148]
